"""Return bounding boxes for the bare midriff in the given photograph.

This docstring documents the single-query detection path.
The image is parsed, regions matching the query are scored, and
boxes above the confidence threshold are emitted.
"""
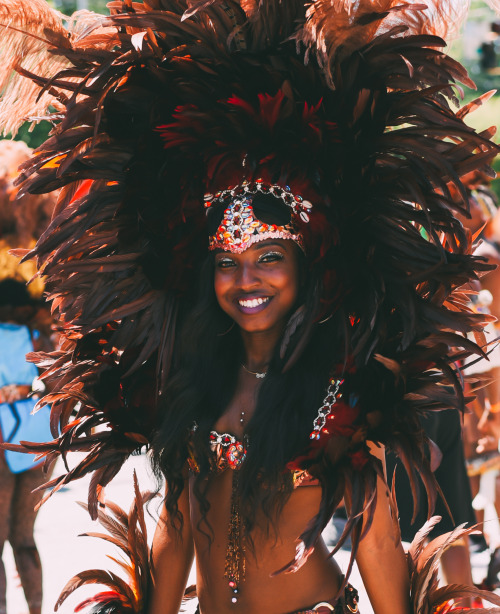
[190,470,342,614]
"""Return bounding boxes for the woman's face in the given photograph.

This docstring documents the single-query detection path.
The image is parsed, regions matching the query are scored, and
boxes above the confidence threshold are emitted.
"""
[214,239,300,337]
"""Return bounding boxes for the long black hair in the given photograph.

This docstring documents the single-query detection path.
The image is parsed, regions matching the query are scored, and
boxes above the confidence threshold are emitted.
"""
[151,197,347,537]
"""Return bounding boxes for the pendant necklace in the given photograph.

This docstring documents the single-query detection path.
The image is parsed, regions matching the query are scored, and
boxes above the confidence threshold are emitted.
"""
[241,363,267,379]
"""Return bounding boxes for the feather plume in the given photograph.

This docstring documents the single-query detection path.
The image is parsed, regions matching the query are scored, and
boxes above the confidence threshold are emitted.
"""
[0,3,117,137]
[55,474,197,612]
[297,0,470,76]
[408,518,500,614]
[486,0,500,13]
[55,472,155,613]
[0,0,72,136]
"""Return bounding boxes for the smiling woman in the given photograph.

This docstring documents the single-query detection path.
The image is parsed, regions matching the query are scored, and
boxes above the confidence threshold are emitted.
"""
[151,183,372,614]
[2,1,500,614]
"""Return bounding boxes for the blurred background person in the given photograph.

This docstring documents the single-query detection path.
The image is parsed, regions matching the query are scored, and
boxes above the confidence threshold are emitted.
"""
[463,178,500,589]
[384,172,499,605]
[456,172,500,551]
[386,410,477,605]
[0,139,57,614]
[479,21,500,72]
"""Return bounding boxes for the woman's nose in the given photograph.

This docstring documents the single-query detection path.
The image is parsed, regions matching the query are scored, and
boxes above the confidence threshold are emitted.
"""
[236,262,260,290]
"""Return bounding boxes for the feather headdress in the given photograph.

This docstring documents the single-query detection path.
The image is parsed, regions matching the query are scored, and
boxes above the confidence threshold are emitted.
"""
[0,0,498,580]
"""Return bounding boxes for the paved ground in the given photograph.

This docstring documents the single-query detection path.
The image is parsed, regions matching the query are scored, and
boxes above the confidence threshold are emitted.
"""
[3,453,496,614]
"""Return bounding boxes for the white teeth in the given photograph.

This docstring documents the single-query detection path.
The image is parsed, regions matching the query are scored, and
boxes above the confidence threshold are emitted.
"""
[239,297,269,308]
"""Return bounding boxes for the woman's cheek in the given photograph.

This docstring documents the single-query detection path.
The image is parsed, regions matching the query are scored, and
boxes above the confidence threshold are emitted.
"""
[214,273,231,311]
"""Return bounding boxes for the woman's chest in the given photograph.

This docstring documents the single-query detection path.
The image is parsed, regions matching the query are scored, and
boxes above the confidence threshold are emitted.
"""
[212,375,259,438]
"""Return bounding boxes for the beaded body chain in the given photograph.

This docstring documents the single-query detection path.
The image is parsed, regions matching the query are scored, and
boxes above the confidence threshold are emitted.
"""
[207,424,248,603]
[225,471,245,603]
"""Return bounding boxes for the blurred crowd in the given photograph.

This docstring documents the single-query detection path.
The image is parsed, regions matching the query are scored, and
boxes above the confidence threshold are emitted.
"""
[480,21,500,72]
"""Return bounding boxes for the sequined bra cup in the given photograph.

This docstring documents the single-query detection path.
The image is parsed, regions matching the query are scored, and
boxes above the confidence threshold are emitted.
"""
[187,378,343,486]
[187,428,249,473]
[208,430,248,471]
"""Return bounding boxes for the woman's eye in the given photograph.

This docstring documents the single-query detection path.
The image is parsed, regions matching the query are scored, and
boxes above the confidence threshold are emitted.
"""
[216,258,236,269]
[258,251,284,263]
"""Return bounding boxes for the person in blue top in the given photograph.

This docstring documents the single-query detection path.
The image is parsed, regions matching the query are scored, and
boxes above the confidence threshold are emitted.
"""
[0,278,53,614]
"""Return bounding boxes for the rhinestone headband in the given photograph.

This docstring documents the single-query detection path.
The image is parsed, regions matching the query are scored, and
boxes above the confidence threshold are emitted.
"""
[204,179,312,254]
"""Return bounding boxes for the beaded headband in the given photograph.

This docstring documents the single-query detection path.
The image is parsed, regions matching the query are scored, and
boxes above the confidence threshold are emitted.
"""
[204,179,312,254]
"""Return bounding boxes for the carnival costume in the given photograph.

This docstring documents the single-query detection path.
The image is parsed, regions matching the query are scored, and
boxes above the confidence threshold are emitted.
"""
[1,0,500,612]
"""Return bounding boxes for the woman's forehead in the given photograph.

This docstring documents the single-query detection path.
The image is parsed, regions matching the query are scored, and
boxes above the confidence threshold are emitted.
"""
[214,238,294,257]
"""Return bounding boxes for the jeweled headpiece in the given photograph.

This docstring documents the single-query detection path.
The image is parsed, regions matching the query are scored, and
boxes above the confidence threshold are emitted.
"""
[204,179,312,253]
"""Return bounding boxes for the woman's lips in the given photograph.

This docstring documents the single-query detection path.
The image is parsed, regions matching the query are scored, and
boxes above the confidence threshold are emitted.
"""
[236,296,271,314]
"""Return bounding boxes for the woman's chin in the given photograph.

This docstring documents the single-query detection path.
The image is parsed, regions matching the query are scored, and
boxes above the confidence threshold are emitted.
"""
[235,317,286,337]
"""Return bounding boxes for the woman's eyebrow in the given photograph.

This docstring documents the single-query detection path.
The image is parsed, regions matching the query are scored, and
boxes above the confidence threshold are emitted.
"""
[254,241,285,250]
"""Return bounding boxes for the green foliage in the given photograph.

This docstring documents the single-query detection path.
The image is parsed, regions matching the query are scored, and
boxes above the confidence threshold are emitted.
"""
[12,121,52,150]
[47,0,109,14]
[492,157,500,202]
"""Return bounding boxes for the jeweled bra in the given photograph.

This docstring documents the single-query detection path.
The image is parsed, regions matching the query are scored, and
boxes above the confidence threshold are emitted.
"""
[189,378,342,473]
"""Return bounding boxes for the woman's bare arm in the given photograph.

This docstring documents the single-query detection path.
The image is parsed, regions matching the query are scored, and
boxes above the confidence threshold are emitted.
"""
[355,442,411,614]
[148,480,195,614]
